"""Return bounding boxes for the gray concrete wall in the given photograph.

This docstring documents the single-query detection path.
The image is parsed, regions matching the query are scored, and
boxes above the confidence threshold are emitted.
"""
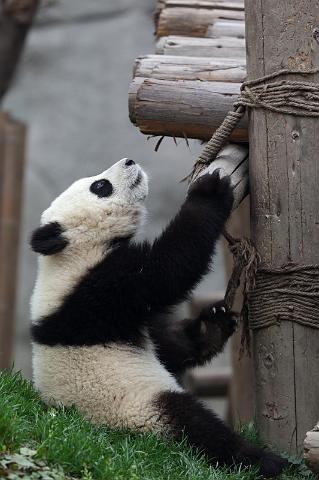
[4,0,226,379]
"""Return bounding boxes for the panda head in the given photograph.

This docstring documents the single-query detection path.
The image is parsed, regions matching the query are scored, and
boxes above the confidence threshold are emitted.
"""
[30,158,148,256]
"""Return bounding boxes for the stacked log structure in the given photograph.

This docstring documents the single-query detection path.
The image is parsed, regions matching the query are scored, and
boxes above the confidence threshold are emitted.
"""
[129,0,247,141]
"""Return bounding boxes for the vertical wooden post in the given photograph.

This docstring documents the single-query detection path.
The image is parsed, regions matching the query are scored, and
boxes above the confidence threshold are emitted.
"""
[0,112,25,370]
[245,0,319,453]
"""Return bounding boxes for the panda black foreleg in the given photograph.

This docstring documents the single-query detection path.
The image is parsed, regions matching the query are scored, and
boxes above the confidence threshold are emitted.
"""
[150,301,237,376]
[144,172,234,311]
[155,391,289,478]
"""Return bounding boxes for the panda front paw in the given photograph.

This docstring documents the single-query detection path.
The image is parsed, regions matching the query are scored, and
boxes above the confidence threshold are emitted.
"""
[200,300,237,339]
[187,171,234,208]
[194,301,237,359]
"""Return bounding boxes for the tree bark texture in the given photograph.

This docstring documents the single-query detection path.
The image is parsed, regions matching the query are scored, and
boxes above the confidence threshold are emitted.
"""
[245,0,319,453]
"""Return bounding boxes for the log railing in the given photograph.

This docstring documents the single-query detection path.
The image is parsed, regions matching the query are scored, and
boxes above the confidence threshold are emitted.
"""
[129,0,247,142]
[0,112,25,370]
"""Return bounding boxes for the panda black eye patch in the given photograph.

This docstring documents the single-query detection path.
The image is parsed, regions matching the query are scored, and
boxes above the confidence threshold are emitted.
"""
[90,179,113,198]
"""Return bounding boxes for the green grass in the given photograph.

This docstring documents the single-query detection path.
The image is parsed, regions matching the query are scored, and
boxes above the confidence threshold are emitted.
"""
[0,371,315,480]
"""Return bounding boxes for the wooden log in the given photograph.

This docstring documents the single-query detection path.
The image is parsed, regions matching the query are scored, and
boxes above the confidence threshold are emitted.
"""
[134,55,246,83]
[197,143,249,209]
[128,77,247,141]
[157,6,244,38]
[0,0,39,100]
[156,36,246,57]
[304,423,319,474]
[154,0,244,28]
[162,1,244,10]
[208,19,245,38]
[0,112,25,370]
[246,0,319,453]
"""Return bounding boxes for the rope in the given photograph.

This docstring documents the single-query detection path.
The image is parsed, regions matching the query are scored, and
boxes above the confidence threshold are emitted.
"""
[190,67,319,181]
[189,67,319,351]
[248,265,319,330]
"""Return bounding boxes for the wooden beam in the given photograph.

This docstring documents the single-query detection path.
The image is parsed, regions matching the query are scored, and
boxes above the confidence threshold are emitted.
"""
[0,0,39,100]
[154,0,244,23]
[134,55,246,82]
[245,0,319,453]
[157,7,244,38]
[208,19,245,38]
[0,112,25,370]
[156,35,245,57]
[162,1,244,10]
[128,77,247,141]
[304,424,319,474]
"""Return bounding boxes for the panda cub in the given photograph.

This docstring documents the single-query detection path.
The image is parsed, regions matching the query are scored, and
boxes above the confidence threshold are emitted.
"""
[30,158,287,478]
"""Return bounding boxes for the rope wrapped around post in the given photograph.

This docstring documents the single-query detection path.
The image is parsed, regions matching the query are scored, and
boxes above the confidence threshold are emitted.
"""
[189,67,319,353]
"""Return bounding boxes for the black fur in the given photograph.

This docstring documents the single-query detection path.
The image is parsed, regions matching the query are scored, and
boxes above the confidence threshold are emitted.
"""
[30,222,68,256]
[31,171,288,478]
[149,301,237,376]
[90,179,113,198]
[31,172,234,346]
[155,391,289,478]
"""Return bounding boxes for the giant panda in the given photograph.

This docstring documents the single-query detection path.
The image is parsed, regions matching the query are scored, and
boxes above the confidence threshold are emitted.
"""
[30,158,288,478]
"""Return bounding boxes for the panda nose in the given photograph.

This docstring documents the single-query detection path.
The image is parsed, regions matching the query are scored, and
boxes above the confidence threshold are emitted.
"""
[125,159,135,167]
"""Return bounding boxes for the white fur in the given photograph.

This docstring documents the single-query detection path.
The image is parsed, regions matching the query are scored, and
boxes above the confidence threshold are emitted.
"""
[31,159,183,432]
[32,340,182,431]
[31,159,148,320]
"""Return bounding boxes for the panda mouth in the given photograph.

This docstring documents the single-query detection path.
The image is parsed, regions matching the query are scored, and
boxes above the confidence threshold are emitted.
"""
[130,171,142,190]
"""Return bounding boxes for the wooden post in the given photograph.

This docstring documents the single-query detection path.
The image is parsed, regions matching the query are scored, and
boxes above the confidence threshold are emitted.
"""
[0,0,38,100]
[0,113,26,370]
[245,0,319,453]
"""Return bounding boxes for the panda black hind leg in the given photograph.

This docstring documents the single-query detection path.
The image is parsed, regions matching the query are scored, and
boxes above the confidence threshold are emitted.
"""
[154,390,288,478]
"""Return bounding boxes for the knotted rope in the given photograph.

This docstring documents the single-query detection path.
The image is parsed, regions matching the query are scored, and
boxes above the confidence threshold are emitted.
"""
[249,264,319,330]
[190,67,319,181]
[189,67,319,352]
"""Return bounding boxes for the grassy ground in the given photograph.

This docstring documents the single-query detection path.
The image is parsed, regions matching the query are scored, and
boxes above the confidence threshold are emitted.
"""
[0,371,315,480]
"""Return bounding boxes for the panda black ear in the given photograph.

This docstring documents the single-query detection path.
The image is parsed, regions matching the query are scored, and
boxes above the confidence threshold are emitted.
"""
[30,222,68,255]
